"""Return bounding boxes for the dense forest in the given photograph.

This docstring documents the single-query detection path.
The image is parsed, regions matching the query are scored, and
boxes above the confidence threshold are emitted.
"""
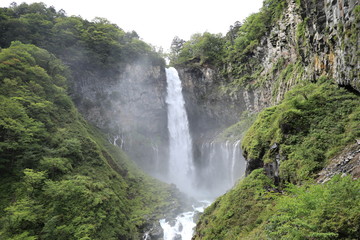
[0,2,164,84]
[0,3,177,240]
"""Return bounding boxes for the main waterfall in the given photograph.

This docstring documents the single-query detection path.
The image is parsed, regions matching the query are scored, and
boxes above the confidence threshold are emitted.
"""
[161,67,245,240]
[165,67,195,195]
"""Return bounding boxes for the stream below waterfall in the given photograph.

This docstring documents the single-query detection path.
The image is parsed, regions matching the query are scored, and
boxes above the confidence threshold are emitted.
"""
[160,200,210,240]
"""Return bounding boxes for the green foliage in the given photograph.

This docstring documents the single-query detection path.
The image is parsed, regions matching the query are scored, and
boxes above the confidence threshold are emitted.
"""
[242,81,360,183]
[0,2,164,77]
[271,60,305,98]
[193,169,275,240]
[0,42,178,239]
[267,175,360,239]
[195,173,360,239]
[171,32,225,66]
[229,0,287,62]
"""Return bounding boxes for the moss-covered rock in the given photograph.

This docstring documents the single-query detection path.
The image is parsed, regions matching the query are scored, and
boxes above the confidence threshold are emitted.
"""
[242,81,360,183]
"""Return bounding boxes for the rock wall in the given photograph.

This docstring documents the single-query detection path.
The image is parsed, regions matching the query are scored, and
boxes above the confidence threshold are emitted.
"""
[177,0,359,177]
[72,57,169,176]
[178,67,245,137]
[179,0,358,127]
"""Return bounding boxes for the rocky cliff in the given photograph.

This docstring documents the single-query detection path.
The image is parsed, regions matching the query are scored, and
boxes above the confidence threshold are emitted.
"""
[175,0,359,176]
[72,57,169,176]
[178,0,359,119]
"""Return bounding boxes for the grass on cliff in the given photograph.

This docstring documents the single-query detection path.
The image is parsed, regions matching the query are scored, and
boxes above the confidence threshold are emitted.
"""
[242,80,360,183]
[217,111,257,142]
[193,169,275,240]
[194,170,360,240]
[0,42,177,240]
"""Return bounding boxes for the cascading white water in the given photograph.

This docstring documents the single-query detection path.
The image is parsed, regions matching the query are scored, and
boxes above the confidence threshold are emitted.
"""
[165,67,194,195]
[231,140,242,183]
[160,201,210,240]
[196,140,246,198]
[161,67,246,240]
[161,67,198,240]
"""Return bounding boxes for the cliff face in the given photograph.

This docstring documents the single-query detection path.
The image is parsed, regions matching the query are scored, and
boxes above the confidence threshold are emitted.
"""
[177,0,360,176]
[178,0,358,121]
[72,58,169,175]
[176,0,359,179]
[178,67,245,137]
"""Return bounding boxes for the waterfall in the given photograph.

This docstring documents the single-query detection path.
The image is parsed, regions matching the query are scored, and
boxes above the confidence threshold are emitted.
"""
[165,67,194,195]
[110,135,124,149]
[196,140,246,198]
[161,67,246,240]
[231,140,242,183]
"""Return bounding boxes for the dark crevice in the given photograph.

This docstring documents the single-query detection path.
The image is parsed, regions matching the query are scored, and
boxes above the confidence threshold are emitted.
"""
[339,84,360,96]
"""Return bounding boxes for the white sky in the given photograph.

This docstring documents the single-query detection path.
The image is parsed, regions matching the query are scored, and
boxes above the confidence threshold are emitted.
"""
[0,0,263,52]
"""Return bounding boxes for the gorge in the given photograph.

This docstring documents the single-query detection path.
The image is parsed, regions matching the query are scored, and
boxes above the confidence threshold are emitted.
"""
[0,0,359,239]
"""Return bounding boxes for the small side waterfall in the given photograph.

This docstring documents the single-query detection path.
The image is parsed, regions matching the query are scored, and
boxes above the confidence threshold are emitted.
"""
[196,140,246,198]
[165,67,195,195]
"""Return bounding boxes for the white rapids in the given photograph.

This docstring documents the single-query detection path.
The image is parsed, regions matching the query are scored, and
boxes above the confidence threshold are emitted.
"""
[160,201,210,240]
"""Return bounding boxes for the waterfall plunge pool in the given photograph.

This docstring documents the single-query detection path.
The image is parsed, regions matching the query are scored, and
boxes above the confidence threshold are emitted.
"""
[160,200,211,240]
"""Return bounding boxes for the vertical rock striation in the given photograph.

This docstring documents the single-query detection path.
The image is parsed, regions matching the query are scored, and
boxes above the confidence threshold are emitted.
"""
[72,57,169,176]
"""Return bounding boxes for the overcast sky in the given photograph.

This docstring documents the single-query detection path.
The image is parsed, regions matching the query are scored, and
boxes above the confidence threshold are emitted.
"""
[0,0,264,51]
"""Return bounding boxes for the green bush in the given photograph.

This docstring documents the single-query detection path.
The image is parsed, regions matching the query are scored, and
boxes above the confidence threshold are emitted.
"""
[193,169,275,240]
[171,32,225,66]
[242,81,360,183]
[267,175,360,239]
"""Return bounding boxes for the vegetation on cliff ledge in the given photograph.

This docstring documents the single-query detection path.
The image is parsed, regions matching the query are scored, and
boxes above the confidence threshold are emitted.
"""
[243,80,360,183]
[194,170,360,240]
